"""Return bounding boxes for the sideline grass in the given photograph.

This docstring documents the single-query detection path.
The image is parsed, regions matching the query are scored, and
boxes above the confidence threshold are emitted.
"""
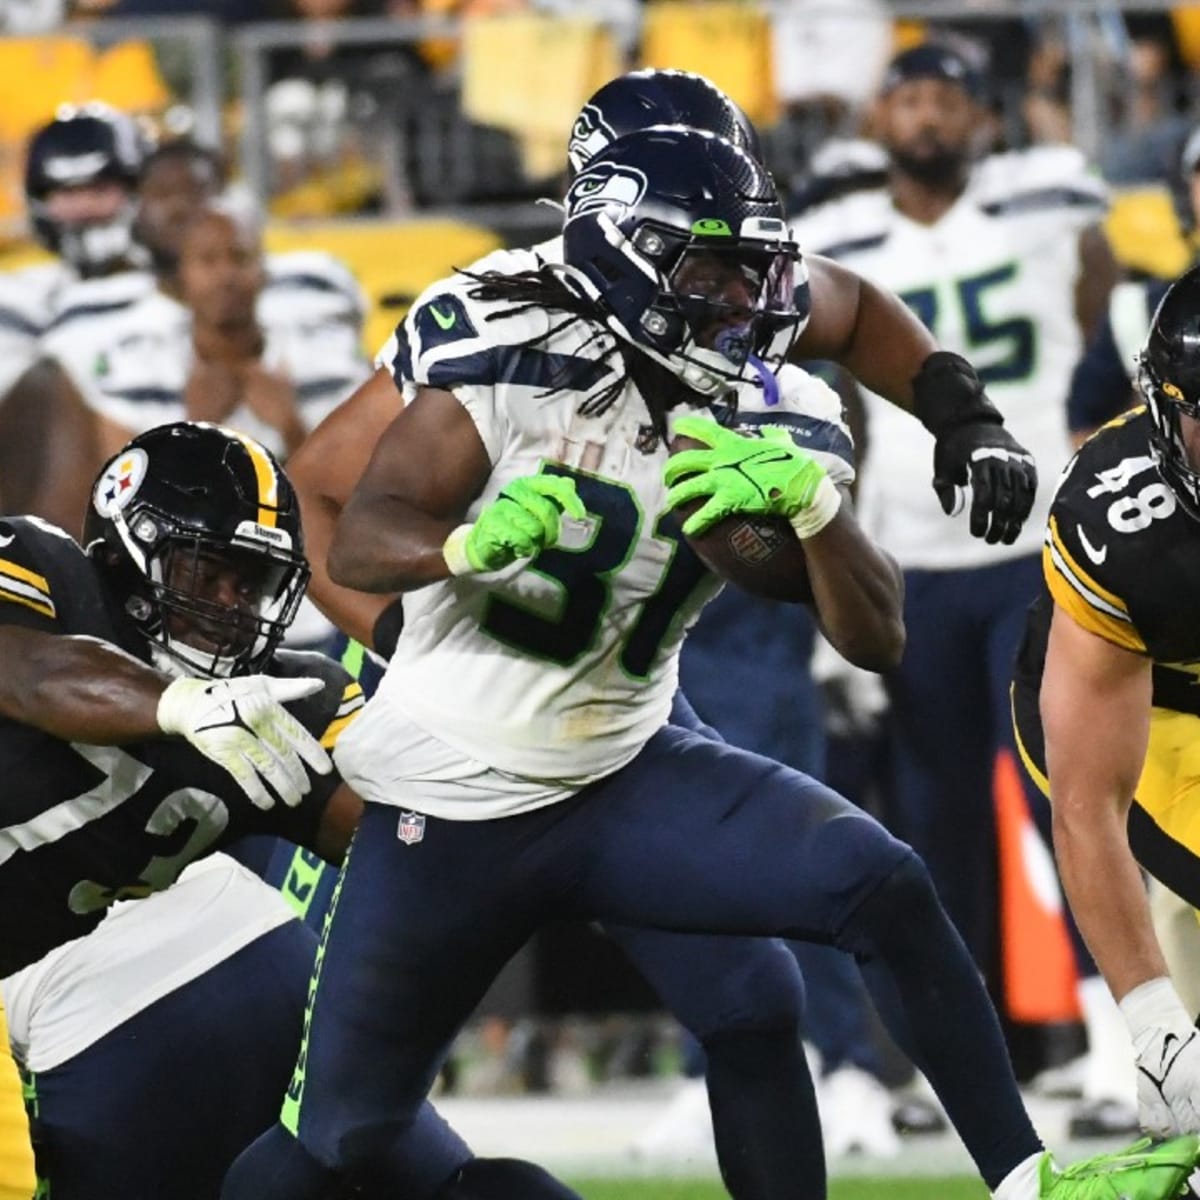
[568,1178,986,1199]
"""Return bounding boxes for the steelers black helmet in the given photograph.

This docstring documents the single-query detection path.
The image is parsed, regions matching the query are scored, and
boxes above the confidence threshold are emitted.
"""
[1139,264,1200,520]
[83,422,309,678]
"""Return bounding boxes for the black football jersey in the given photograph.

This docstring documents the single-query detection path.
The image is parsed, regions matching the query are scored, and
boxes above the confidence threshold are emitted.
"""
[0,515,364,976]
[1015,407,1200,716]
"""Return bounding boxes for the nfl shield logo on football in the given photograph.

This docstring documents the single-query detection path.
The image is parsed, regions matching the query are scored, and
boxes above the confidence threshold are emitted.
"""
[398,811,426,845]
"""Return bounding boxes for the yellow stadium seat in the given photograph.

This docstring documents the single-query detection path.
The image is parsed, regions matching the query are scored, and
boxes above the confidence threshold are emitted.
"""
[462,13,620,179]
[90,41,171,116]
[1105,186,1192,280]
[264,217,503,355]
[639,1,778,128]
[0,38,96,142]
[1173,6,1200,71]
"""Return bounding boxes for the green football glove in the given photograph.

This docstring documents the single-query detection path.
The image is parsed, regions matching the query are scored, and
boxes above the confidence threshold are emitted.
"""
[443,474,586,575]
[663,416,841,538]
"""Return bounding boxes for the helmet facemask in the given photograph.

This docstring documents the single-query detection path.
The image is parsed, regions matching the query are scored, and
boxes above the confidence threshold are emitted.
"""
[33,195,141,277]
[116,515,309,679]
[578,212,803,397]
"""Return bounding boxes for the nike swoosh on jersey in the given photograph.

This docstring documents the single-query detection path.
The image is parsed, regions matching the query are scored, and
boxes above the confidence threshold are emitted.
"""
[0,534,12,547]
[430,306,457,331]
[1076,524,1108,565]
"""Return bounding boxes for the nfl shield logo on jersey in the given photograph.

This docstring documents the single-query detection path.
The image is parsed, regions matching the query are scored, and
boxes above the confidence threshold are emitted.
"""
[398,812,426,845]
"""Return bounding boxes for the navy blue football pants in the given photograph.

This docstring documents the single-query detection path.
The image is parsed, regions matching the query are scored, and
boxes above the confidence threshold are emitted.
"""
[885,556,1095,982]
[224,724,1043,1199]
[681,590,890,1080]
[234,685,821,1200]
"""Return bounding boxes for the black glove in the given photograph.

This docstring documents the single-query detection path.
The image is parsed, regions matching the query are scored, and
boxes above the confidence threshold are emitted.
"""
[913,351,1038,546]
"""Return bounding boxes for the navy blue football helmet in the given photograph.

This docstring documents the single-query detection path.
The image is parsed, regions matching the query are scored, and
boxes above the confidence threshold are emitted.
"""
[24,104,148,275]
[562,126,804,397]
[567,69,761,175]
[1139,264,1200,520]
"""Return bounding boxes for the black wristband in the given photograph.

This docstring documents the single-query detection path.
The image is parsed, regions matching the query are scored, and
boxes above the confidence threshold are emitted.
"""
[371,596,406,660]
[911,351,1003,438]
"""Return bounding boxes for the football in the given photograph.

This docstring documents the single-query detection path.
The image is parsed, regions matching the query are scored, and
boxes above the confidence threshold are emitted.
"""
[668,433,813,604]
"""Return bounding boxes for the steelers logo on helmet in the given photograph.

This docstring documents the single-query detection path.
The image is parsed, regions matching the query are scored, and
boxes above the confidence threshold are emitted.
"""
[93,448,149,518]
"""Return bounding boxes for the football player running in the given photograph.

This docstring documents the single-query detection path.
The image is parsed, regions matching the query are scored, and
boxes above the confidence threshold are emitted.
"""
[224,127,1199,1200]
[1013,264,1200,1142]
[298,70,852,1200]
[293,65,1036,1182]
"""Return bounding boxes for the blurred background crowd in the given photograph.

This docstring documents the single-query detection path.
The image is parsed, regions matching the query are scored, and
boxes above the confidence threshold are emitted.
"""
[4,0,1200,1170]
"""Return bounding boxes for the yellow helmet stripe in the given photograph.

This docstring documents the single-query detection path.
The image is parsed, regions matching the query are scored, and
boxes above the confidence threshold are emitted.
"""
[231,432,279,528]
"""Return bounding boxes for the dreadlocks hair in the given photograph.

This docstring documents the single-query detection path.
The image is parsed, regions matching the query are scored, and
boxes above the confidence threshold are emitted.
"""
[462,264,629,418]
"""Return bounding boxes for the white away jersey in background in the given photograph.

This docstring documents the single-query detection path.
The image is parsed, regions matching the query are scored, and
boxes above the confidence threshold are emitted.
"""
[40,249,367,457]
[336,267,851,820]
[792,145,1108,570]
[0,260,76,397]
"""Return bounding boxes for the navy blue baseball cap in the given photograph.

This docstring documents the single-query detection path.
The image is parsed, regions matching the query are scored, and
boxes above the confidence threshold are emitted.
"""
[880,43,983,100]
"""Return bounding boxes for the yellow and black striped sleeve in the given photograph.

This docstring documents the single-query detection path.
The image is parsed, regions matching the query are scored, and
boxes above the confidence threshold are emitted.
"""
[1042,514,1146,653]
[319,681,365,750]
[0,521,59,630]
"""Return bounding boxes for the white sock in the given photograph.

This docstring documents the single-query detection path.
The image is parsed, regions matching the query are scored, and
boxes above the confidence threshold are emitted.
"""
[1079,975,1137,1102]
[993,1149,1046,1200]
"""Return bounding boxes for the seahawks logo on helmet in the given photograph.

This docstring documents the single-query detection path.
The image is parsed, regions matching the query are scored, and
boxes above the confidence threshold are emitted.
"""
[567,103,617,174]
[565,161,648,221]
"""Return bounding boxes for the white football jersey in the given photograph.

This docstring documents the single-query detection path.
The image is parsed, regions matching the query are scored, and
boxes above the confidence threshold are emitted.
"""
[373,236,562,371]
[42,265,370,460]
[336,265,852,819]
[792,145,1108,569]
[2,855,295,1072]
[0,259,77,396]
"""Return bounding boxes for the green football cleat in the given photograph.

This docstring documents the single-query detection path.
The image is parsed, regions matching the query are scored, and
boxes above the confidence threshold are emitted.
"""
[1039,1135,1200,1199]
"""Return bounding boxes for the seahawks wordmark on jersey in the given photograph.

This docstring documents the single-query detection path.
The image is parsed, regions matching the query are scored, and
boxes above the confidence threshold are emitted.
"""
[0,516,361,976]
[338,260,849,820]
[792,145,1108,569]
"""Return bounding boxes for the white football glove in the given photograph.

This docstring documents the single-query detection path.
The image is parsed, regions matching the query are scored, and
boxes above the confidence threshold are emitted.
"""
[157,676,333,811]
[1121,977,1200,1136]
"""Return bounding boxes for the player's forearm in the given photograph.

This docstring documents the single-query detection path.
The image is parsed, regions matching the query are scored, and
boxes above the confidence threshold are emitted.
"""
[0,630,167,743]
[297,488,398,646]
[328,494,460,593]
[1053,794,1168,1001]
[804,512,905,672]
